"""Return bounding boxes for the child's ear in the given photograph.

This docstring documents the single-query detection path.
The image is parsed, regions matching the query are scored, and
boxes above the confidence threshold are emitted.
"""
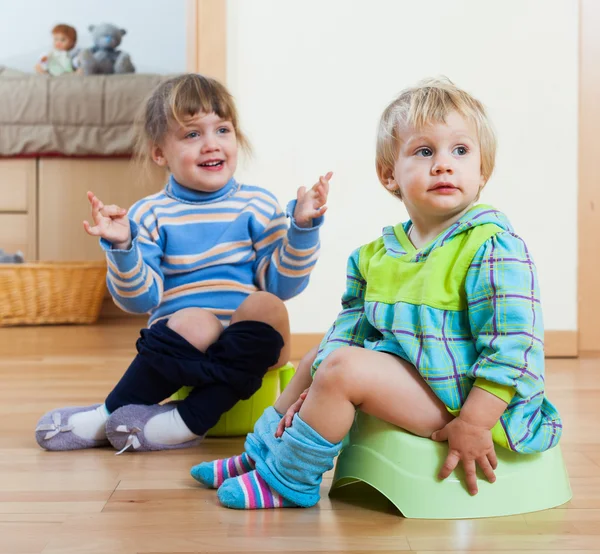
[151,145,167,167]
[383,179,398,194]
[475,172,487,201]
[379,166,399,193]
[479,172,486,190]
[384,176,399,195]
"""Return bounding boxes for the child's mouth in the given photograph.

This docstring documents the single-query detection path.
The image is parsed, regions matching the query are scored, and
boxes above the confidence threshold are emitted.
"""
[198,160,224,171]
[430,182,458,194]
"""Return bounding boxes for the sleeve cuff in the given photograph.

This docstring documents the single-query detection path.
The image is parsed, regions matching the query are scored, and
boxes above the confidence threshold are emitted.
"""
[100,220,141,272]
[286,199,324,229]
[473,378,516,404]
[285,199,324,249]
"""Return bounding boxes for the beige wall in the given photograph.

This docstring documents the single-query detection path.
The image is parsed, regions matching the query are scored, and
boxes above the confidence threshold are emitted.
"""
[226,0,579,333]
[579,0,600,352]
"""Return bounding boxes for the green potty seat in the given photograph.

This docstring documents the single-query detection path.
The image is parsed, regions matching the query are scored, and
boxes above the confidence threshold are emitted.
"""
[171,363,295,437]
[330,411,572,519]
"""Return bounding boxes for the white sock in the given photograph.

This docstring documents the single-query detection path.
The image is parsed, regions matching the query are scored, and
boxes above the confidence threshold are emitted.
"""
[144,407,200,445]
[69,404,109,441]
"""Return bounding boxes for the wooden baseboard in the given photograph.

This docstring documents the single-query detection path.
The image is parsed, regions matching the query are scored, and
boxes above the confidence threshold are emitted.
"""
[100,300,579,359]
[291,331,579,360]
[545,330,578,358]
[289,334,324,360]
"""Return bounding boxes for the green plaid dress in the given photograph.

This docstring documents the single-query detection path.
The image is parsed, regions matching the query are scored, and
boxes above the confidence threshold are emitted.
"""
[312,205,562,453]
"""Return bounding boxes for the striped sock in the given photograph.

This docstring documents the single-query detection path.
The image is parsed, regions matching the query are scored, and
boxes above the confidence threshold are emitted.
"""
[217,470,298,510]
[190,452,255,489]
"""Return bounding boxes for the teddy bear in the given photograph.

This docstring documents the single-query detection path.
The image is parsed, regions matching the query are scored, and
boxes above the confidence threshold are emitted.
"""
[76,23,135,75]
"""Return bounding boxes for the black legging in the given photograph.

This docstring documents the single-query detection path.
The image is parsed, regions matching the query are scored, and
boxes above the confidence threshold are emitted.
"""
[105,319,284,436]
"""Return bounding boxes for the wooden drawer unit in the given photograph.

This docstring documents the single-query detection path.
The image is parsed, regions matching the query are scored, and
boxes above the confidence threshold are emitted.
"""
[0,157,165,318]
[0,159,37,260]
[0,159,35,212]
[0,213,30,258]
[38,158,167,262]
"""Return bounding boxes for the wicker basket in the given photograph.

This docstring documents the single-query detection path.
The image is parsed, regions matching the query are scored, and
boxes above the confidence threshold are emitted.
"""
[0,261,107,326]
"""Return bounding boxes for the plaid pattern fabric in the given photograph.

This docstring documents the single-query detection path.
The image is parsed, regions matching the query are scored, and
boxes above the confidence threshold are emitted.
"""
[465,231,561,452]
[312,249,383,361]
[312,208,562,454]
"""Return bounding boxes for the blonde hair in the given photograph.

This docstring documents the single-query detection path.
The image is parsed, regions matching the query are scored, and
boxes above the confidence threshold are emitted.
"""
[376,77,496,191]
[133,73,250,172]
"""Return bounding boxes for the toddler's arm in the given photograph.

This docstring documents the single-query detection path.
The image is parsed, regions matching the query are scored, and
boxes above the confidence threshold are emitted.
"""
[432,232,544,494]
[311,248,381,374]
[464,231,545,411]
[433,230,548,493]
[432,386,505,495]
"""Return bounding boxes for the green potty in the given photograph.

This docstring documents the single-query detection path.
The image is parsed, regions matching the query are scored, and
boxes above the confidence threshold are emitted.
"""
[171,363,295,437]
[330,411,572,519]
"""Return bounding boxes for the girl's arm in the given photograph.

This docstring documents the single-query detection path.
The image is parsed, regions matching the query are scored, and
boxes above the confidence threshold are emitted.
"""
[253,174,331,300]
[253,199,323,301]
[101,204,165,315]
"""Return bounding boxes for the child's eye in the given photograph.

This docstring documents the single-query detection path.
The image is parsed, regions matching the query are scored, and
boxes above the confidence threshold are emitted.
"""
[185,131,200,139]
[416,148,433,157]
[217,127,230,134]
[453,146,468,156]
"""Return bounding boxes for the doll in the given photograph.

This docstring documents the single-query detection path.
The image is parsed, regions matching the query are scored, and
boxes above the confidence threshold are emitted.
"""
[35,24,78,76]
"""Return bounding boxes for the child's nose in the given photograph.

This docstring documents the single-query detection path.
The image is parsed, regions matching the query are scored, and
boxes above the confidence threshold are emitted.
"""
[201,136,219,152]
[432,155,453,175]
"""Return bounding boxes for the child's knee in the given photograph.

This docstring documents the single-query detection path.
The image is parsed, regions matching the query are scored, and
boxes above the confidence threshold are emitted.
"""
[231,292,289,331]
[311,347,354,391]
[167,308,223,352]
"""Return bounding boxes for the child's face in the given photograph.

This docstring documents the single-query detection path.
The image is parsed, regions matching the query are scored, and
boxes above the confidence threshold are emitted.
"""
[388,111,485,221]
[53,33,72,51]
[152,112,238,192]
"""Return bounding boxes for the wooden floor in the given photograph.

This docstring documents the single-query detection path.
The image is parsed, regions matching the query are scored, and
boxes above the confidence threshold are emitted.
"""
[1,319,599,554]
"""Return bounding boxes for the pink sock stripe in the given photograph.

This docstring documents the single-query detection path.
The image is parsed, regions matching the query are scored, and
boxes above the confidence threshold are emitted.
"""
[240,473,257,508]
[227,456,236,478]
[255,473,274,509]
[216,459,225,487]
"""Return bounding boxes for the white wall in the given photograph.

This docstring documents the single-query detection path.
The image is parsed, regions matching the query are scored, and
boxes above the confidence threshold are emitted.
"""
[228,0,578,333]
[0,0,186,74]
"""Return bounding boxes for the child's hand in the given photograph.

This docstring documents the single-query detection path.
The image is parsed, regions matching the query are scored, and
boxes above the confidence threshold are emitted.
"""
[431,416,498,495]
[293,171,333,228]
[275,387,310,438]
[83,191,131,250]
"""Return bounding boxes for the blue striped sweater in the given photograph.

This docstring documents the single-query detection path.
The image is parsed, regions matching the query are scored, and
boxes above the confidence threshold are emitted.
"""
[100,176,323,324]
